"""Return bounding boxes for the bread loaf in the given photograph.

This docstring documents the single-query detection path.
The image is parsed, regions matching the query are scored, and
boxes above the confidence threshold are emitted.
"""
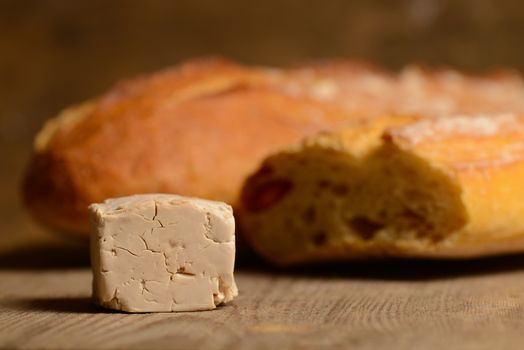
[23,57,524,236]
[239,114,524,265]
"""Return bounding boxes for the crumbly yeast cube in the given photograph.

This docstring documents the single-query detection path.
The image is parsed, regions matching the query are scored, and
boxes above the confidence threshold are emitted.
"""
[89,194,238,312]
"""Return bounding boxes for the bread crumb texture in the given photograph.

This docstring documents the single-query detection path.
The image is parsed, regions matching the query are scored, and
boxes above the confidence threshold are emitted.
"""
[240,114,524,265]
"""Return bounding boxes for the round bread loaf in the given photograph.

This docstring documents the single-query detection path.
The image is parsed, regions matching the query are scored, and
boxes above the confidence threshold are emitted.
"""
[23,57,524,237]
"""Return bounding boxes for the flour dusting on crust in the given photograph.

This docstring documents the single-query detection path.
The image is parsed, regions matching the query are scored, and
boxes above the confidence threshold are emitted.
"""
[390,114,521,145]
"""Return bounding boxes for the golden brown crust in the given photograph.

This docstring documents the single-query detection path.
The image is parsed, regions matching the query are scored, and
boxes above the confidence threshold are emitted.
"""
[24,57,524,237]
[23,58,357,234]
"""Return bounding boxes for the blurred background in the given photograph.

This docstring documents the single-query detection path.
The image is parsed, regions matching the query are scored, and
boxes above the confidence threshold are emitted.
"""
[1,0,524,262]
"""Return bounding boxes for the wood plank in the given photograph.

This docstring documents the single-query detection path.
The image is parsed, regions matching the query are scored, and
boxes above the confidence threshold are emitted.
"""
[3,254,524,349]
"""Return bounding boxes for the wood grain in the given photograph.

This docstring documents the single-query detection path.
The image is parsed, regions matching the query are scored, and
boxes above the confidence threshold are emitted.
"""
[3,252,524,349]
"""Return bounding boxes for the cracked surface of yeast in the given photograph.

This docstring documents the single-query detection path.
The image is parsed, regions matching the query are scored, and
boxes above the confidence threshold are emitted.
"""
[89,194,237,312]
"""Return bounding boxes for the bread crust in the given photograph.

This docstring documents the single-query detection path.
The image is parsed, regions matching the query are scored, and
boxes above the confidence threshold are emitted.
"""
[23,58,357,235]
[23,57,524,236]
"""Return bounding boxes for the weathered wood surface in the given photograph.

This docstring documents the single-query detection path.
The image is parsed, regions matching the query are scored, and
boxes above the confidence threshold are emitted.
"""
[2,243,524,349]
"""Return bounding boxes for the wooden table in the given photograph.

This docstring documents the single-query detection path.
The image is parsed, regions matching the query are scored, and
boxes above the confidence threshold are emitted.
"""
[2,237,524,349]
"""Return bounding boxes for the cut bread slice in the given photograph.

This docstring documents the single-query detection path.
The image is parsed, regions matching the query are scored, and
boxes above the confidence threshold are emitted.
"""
[239,114,524,265]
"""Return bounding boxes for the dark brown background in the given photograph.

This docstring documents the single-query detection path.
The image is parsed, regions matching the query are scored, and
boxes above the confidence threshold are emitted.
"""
[1,0,524,252]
